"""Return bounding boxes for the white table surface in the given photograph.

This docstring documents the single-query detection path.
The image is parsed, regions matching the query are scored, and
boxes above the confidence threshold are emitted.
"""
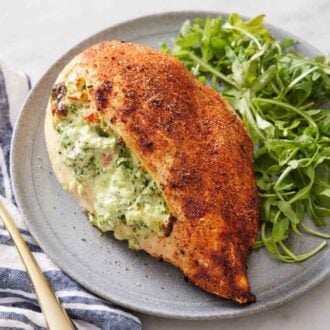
[1,0,329,329]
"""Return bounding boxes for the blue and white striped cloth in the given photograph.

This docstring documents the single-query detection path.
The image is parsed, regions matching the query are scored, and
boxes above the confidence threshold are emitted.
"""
[0,58,141,329]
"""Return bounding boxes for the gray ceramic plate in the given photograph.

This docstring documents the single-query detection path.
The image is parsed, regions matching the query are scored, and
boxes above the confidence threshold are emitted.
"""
[11,11,330,319]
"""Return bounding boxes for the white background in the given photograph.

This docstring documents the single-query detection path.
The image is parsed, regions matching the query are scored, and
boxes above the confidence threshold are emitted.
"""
[0,1,329,329]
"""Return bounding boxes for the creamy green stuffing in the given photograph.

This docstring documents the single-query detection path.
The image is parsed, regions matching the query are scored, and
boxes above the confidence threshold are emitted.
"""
[51,78,170,249]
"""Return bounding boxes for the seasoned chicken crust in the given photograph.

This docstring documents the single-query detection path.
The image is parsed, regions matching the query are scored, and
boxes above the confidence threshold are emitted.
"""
[45,41,259,304]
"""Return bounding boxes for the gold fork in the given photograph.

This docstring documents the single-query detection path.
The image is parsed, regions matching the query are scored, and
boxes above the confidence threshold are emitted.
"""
[0,199,75,330]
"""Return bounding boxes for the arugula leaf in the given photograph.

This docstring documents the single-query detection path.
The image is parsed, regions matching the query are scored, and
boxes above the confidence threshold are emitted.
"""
[162,13,330,263]
[272,218,289,242]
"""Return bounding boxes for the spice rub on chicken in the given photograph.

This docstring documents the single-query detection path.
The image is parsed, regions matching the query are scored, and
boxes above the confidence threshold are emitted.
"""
[45,41,259,304]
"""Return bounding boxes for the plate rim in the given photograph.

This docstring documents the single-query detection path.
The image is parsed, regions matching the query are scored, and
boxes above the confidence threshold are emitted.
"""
[10,10,330,320]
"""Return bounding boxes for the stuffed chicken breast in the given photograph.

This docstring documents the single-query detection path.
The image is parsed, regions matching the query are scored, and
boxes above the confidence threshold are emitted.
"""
[45,41,259,304]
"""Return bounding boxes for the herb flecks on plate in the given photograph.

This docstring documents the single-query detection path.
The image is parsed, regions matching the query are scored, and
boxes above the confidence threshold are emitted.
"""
[162,13,330,262]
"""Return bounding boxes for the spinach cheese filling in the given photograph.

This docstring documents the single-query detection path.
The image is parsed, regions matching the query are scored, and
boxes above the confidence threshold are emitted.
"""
[51,77,170,249]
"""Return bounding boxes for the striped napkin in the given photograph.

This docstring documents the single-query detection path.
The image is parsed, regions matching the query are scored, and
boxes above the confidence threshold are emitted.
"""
[0,58,141,329]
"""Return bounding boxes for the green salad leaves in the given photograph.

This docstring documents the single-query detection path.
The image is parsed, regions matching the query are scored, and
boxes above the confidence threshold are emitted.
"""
[162,14,330,262]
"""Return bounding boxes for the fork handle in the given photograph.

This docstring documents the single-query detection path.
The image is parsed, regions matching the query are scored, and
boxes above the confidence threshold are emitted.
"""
[0,200,75,330]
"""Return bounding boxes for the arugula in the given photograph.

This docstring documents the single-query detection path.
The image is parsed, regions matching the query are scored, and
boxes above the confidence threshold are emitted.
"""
[162,14,330,262]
